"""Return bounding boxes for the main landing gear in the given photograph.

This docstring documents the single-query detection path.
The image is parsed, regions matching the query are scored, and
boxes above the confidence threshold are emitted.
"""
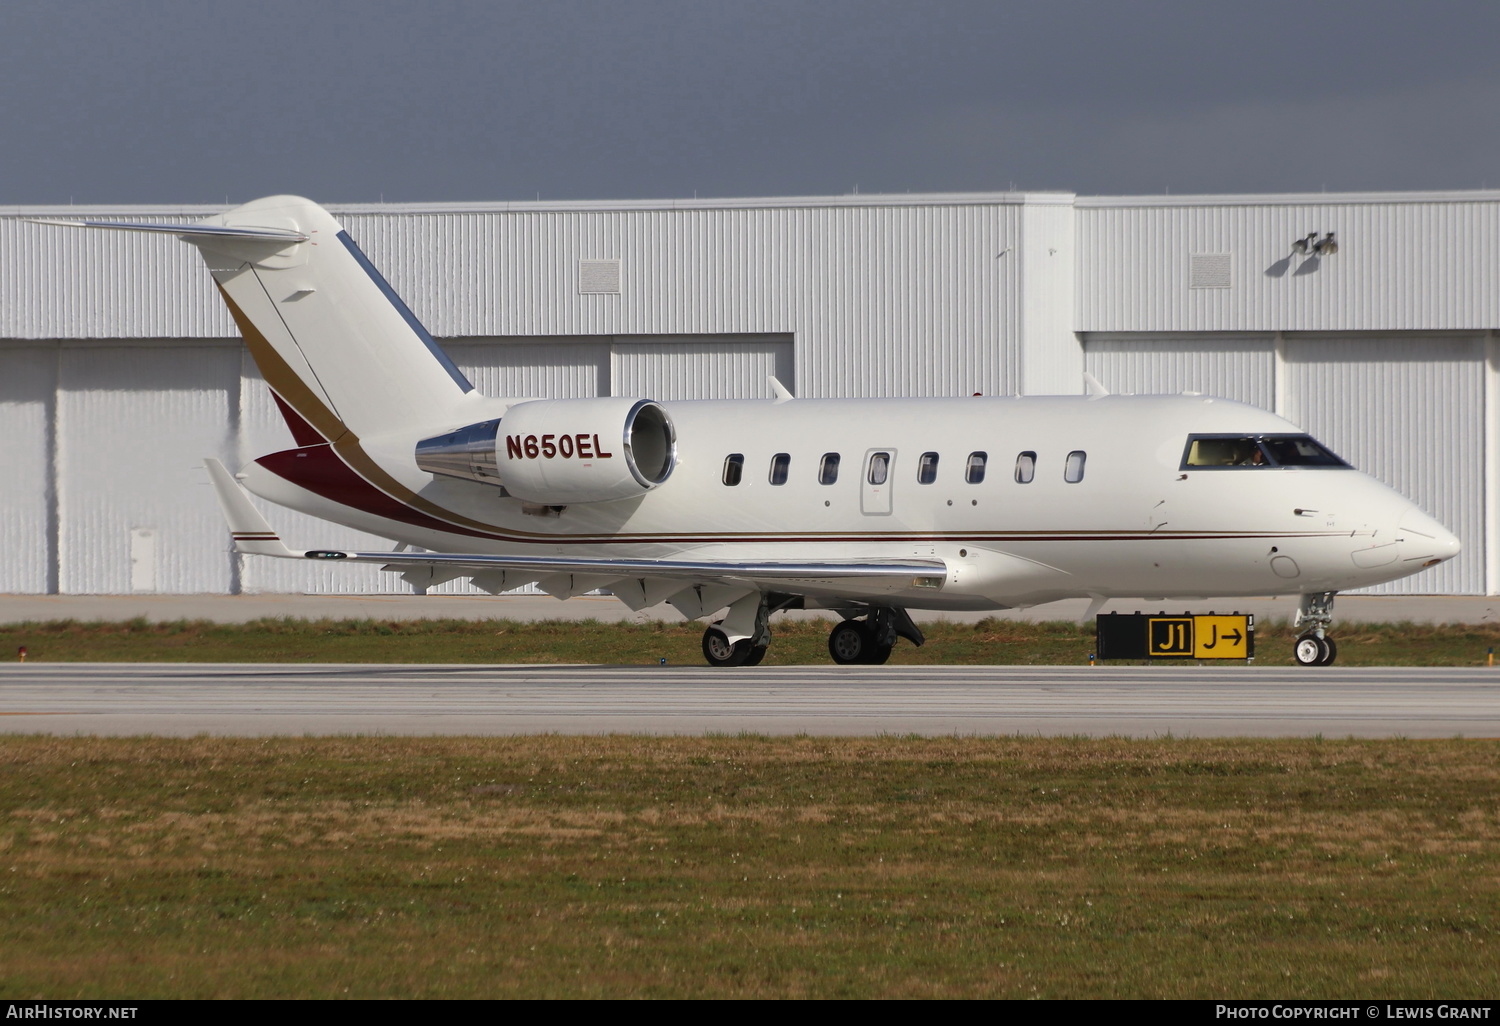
[698,602,925,666]
[827,608,924,666]
[701,621,769,667]
[1293,591,1338,666]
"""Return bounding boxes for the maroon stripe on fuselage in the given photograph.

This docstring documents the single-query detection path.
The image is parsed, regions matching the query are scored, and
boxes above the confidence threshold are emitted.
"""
[256,444,499,540]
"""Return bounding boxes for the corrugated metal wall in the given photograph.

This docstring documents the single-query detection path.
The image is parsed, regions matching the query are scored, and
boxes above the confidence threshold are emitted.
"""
[5,194,1054,400]
[1078,194,1500,333]
[612,336,793,400]
[0,347,55,593]
[1,208,231,340]
[1083,334,1275,409]
[56,342,238,594]
[1282,334,1486,595]
[446,338,610,399]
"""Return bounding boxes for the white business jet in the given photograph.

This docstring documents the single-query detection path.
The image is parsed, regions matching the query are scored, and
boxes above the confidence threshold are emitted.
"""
[33,196,1461,667]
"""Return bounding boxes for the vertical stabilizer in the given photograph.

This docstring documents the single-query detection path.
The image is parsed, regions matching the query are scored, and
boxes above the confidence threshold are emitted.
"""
[189,196,480,443]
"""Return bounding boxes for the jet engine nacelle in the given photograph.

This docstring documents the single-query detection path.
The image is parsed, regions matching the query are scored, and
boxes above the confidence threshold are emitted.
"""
[415,397,677,504]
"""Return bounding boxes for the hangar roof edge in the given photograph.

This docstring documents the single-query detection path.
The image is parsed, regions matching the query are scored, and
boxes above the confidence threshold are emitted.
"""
[7,188,1500,220]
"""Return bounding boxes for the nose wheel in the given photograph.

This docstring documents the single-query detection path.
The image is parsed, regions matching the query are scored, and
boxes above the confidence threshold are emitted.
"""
[1293,633,1338,666]
[1293,592,1338,666]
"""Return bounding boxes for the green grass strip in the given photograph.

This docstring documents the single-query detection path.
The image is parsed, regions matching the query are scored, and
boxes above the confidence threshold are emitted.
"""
[0,735,1495,998]
[3,616,1500,665]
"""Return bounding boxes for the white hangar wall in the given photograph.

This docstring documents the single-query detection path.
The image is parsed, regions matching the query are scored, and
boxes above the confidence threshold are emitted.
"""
[2,190,1498,596]
[1077,192,1500,596]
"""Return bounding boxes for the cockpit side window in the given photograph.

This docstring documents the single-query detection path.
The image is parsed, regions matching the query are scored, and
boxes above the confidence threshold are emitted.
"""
[1181,434,1351,470]
[1261,436,1349,466]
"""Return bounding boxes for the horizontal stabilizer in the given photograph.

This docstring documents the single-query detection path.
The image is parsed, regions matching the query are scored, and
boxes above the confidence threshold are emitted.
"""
[26,218,307,243]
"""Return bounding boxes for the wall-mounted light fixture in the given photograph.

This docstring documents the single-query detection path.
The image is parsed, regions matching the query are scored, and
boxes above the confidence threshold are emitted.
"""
[1292,232,1338,257]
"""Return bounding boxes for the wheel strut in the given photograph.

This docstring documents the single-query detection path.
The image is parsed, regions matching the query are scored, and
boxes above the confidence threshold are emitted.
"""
[1294,592,1338,666]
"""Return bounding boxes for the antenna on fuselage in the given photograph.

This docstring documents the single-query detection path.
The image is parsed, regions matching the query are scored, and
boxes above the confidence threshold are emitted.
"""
[1083,372,1110,399]
[768,376,796,404]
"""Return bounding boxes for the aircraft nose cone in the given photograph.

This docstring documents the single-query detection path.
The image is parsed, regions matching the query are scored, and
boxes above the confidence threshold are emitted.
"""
[1398,509,1462,568]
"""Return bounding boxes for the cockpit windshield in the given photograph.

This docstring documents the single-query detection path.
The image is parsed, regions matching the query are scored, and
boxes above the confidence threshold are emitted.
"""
[1182,434,1350,470]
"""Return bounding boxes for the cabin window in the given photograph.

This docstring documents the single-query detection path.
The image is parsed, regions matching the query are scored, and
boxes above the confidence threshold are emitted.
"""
[1064,450,1086,483]
[819,453,841,485]
[1014,451,1036,484]
[867,451,890,485]
[769,452,790,485]
[722,454,744,486]
[917,451,939,484]
[1181,434,1351,470]
[966,451,987,484]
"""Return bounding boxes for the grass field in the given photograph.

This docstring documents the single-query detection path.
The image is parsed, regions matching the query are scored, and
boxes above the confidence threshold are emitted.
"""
[4,616,1500,665]
[1,735,1496,999]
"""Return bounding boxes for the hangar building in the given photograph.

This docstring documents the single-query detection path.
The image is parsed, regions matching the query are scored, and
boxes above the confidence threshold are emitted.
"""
[2,190,1496,596]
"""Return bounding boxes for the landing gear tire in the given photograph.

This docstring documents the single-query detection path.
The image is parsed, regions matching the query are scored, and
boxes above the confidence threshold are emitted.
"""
[865,643,893,666]
[702,624,755,667]
[1294,633,1337,666]
[828,621,874,665]
[742,643,769,666]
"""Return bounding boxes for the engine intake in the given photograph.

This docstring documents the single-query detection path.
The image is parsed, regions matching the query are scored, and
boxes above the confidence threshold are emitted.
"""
[416,398,676,504]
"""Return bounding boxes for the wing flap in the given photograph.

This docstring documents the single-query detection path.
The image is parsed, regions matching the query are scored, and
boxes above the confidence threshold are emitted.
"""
[325,547,948,594]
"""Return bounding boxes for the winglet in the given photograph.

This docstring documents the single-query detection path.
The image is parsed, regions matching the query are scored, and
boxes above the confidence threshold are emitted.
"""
[203,458,298,557]
[1083,372,1110,399]
[768,375,796,403]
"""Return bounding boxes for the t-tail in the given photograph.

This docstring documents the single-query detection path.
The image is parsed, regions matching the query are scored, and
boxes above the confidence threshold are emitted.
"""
[31,196,485,446]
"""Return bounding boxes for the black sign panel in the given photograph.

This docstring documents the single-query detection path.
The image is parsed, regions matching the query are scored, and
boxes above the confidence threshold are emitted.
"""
[1095,613,1254,661]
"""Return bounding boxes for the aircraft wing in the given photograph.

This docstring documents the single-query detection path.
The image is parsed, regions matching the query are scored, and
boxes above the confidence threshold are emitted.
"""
[205,459,946,610]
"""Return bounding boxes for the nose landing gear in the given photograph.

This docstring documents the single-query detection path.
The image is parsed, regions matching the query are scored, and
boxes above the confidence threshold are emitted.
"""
[1293,591,1338,666]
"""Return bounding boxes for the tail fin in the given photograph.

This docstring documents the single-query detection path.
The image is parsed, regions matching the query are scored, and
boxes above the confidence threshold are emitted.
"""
[202,196,480,443]
[42,196,480,444]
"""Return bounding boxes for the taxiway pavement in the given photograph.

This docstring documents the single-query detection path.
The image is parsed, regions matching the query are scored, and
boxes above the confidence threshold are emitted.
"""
[2,663,1497,738]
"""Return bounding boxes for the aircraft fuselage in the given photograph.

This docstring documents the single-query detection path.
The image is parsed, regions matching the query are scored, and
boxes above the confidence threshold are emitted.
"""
[242,391,1457,611]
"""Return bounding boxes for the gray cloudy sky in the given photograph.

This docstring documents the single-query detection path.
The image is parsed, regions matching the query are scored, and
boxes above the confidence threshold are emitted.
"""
[4,0,1500,205]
